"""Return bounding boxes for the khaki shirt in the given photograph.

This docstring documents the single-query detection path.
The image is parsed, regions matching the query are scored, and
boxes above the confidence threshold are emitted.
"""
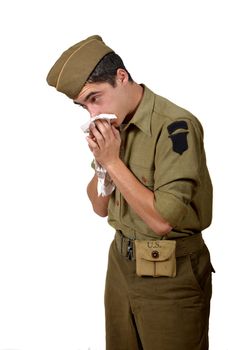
[107,85,213,240]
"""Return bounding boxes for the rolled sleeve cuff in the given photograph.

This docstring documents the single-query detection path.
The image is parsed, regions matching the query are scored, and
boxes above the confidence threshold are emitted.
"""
[154,190,188,228]
[91,159,95,170]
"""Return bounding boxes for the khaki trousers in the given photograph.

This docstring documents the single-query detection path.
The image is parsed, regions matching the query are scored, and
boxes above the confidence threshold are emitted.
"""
[105,235,213,350]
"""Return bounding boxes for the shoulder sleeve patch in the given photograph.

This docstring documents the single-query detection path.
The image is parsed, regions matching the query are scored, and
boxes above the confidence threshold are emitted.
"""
[167,120,188,134]
[167,120,189,155]
[169,132,189,155]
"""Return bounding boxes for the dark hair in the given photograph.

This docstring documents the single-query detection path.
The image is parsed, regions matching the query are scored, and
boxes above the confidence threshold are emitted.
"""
[87,52,133,86]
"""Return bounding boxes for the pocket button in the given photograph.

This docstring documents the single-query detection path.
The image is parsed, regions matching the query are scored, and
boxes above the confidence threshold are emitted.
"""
[152,250,159,258]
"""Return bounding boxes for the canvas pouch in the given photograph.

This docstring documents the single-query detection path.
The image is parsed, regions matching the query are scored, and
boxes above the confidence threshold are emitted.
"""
[135,240,176,277]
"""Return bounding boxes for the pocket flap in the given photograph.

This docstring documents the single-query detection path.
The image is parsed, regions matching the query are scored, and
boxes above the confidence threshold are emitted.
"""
[128,163,154,187]
[135,240,176,262]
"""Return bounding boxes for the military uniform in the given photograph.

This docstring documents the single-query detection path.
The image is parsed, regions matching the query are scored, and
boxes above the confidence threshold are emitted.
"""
[108,85,212,240]
[105,86,213,350]
[46,35,214,350]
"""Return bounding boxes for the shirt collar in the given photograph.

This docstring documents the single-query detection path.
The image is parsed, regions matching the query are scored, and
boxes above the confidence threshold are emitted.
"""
[122,85,155,136]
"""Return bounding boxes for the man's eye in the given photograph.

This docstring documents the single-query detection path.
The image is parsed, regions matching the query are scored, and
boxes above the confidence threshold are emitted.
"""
[80,104,87,109]
[91,96,100,103]
[73,101,87,109]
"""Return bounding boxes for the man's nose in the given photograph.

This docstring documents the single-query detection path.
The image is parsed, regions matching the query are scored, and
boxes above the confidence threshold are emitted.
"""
[88,106,100,118]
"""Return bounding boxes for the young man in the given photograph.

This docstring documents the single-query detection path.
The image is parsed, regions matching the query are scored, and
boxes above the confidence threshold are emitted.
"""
[47,35,214,350]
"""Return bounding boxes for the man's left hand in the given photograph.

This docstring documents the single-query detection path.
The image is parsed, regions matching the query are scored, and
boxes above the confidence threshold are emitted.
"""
[86,120,121,168]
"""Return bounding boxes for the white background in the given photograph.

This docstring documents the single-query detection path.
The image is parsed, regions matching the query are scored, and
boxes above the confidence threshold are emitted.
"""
[0,0,227,349]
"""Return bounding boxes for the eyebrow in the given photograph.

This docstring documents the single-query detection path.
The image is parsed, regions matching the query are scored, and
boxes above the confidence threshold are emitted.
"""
[73,91,100,105]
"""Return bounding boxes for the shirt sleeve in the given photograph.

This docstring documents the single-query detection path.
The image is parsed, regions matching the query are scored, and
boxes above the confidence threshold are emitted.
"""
[153,118,204,228]
[91,159,95,170]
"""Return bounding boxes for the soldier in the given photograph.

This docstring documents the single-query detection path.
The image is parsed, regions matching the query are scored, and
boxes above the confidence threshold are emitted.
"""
[47,35,214,350]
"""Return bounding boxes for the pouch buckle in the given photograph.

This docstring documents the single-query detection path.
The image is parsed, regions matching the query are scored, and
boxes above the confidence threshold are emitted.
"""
[127,240,133,260]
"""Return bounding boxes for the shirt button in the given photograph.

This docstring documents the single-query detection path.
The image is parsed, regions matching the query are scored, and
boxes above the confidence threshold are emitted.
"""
[151,250,159,258]
[116,200,120,206]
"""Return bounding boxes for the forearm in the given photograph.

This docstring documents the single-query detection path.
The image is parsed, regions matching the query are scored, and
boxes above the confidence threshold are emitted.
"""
[87,174,110,217]
[86,120,171,233]
[106,159,172,235]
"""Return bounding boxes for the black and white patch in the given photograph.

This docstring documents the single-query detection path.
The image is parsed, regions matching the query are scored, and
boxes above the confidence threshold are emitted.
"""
[167,121,189,155]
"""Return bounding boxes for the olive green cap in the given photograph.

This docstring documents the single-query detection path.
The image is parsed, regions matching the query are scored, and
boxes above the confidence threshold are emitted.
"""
[46,35,113,99]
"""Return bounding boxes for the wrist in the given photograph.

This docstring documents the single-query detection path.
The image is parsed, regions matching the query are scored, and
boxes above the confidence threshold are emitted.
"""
[105,158,122,173]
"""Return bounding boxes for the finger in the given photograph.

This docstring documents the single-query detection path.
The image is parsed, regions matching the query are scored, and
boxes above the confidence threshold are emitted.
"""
[96,121,117,144]
[86,136,99,150]
[87,133,97,143]
[90,123,105,147]
[90,122,103,138]
[112,126,121,141]
[95,119,110,127]
[94,120,111,134]
[87,144,93,152]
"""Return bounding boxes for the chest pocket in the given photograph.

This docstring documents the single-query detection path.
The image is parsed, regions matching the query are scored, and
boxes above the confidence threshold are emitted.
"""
[128,163,154,191]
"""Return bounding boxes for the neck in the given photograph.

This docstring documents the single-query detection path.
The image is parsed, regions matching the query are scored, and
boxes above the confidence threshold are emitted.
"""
[124,83,144,123]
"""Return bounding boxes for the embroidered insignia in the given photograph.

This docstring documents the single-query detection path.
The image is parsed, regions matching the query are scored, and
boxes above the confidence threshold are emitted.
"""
[167,121,189,155]
[167,120,188,134]
[169,132,189,155]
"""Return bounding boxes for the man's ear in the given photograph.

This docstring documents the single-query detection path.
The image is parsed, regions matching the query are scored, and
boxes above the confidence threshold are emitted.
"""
[116,68,129,84]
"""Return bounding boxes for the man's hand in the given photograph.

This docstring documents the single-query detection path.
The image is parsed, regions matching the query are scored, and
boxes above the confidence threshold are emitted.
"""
[86,120,121,168]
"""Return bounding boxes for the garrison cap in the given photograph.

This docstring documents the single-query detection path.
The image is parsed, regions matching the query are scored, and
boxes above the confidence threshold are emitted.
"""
[46,35,113,99]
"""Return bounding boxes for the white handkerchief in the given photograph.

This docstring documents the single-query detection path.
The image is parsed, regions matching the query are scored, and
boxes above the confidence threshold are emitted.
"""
[81,114,117,197]
[94,159,116,197]
[80,114,117,134]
